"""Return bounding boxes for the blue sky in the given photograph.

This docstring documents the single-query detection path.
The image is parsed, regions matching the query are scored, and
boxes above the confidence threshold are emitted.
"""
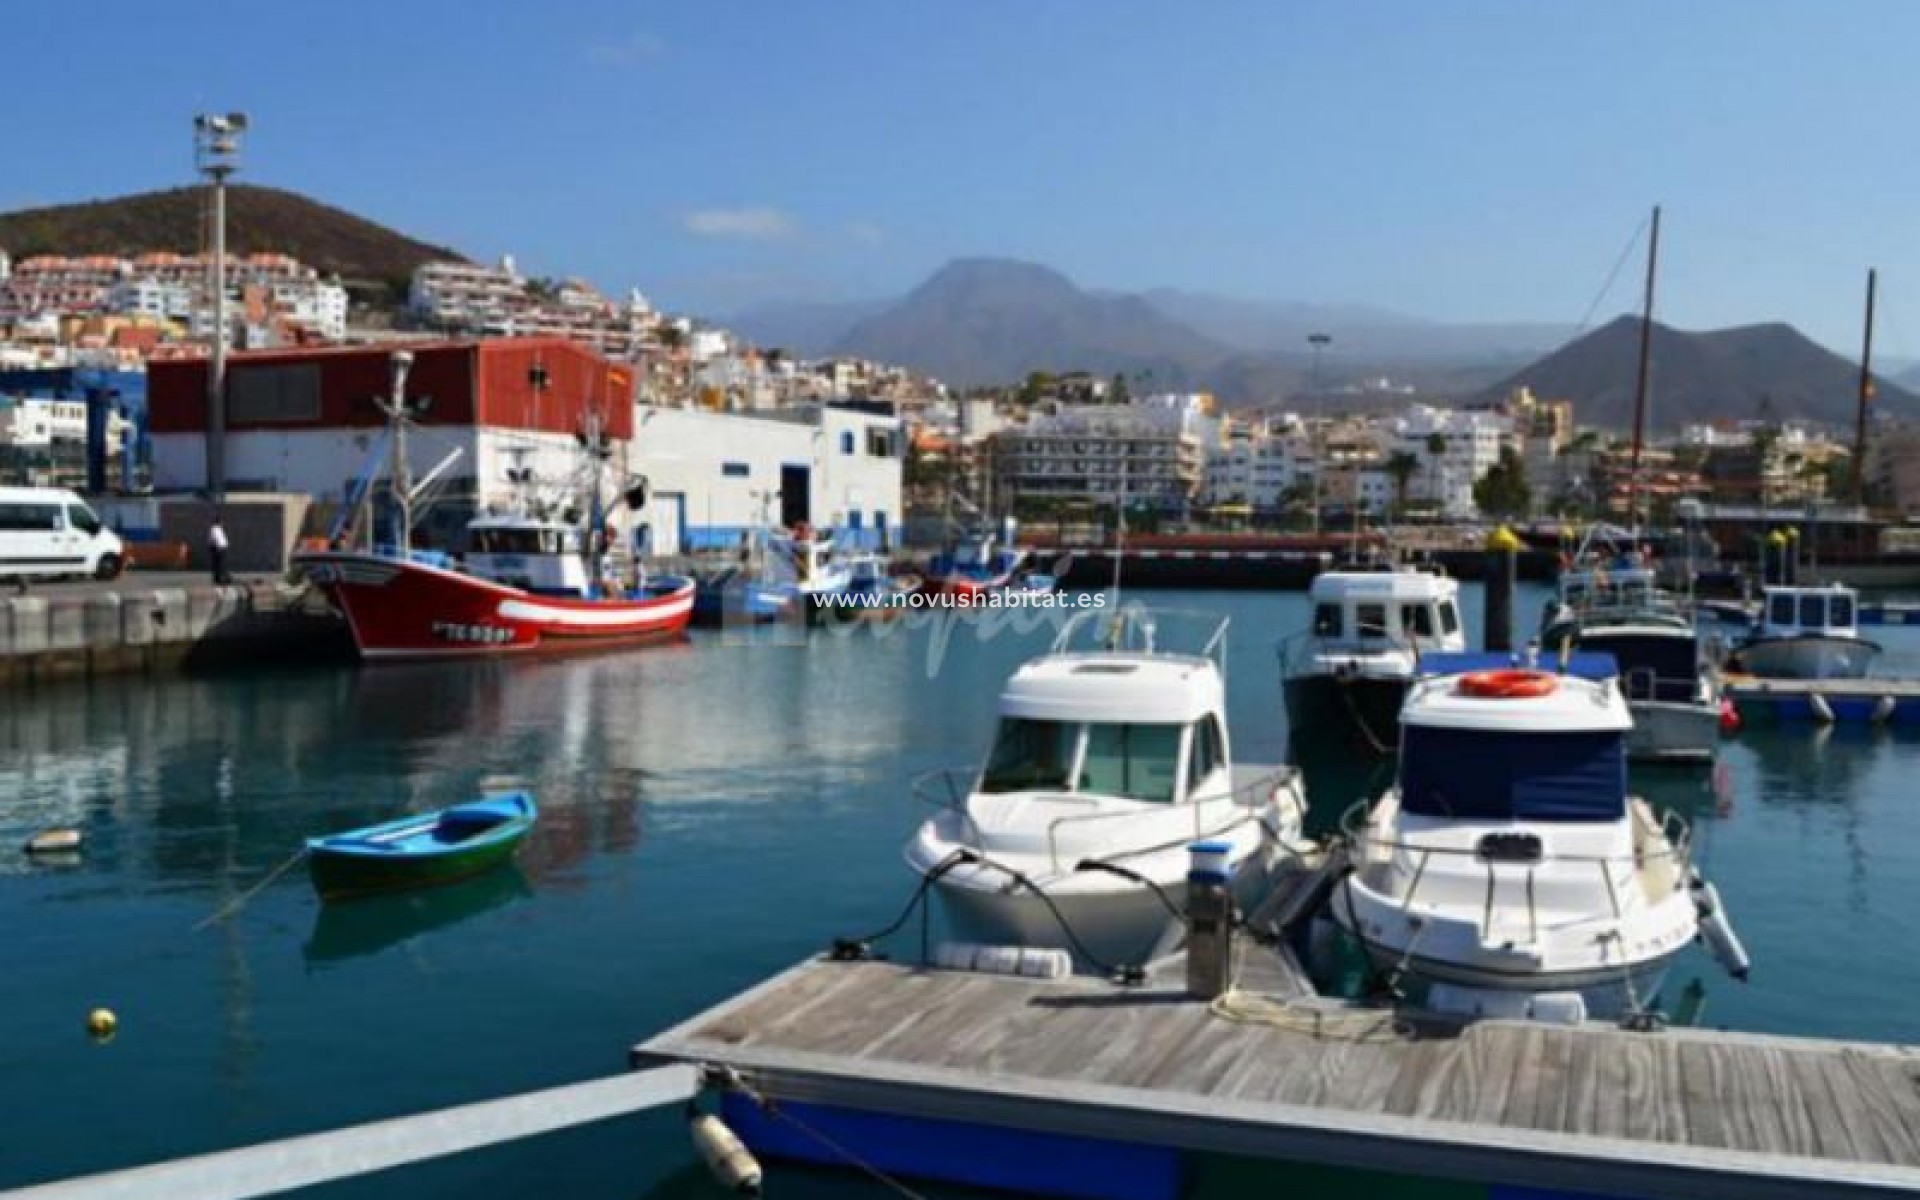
[9,1,1920,351]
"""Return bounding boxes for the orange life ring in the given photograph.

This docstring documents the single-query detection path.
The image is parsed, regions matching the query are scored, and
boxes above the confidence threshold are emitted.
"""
[1457,669,1559,699]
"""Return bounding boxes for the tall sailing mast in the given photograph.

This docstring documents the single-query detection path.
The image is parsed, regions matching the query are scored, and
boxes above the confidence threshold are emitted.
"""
[1626,205,1661,532]
[1854,268,1878,507]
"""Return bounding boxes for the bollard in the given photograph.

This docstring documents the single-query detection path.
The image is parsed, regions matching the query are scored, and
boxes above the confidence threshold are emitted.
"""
[1484,526,1521,654]
[1185,841,1234,1000]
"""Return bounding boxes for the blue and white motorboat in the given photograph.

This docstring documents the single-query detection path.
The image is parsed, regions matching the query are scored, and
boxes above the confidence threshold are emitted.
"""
[1336,654,1748,1021]
[1727,583,1881,680]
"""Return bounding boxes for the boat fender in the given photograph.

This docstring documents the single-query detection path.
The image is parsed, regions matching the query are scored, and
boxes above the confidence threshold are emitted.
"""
[1718,698,1741,734]
[1690,876,1751,982]
[690,1112,763,1197]
[1872,695,1897,724]
[1808,693,1836,724]
[25,827,83,855]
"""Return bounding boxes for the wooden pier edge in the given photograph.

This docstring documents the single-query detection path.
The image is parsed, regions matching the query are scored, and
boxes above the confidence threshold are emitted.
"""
[634,957,1920,1200]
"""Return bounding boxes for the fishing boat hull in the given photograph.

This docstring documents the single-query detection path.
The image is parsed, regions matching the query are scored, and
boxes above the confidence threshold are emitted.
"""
[305,793,536,902]
[1626,698,1720,764]
[297,550,694,660]
[1728,634,1881,680]
[1282,670,1408,756]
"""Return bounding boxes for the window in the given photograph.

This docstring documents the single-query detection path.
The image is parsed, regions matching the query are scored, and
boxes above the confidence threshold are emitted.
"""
[839,431,855,455]
[1797,594,1827,628]
[1187,717,1225,794]
[1081,723,1183,803]
[1770,594,1796,625]
[867,428,896,457]
[1401,604,1435,639]
[0,503,61,532]
[980,719,1077,793]
[65,504,102,536]
[720,462,751,478]
[1439,601,1461,636]
[1831,593,1855,628]
[1312,603,1342,637]
[1356,604,1389,638]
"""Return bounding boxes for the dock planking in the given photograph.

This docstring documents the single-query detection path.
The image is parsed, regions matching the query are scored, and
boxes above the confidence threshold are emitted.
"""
[636,952,1920,1199]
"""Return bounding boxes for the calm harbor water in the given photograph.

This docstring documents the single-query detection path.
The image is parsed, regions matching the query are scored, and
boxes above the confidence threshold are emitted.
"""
[5,586,1920,1198]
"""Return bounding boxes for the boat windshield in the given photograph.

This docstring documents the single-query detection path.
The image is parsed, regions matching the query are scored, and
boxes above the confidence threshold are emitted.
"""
[980,718,1077,793]
[1400,726,1626,821]
[473,527,574,555]
[978,717,1185,802]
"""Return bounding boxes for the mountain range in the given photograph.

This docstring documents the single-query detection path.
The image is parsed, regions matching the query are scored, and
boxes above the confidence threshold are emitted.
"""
[0,185,463,302]
[1484,315,1914,430]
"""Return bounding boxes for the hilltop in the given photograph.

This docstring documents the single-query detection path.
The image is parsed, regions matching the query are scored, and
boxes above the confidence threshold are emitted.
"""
[0,185,464,303]
[1485,315,1916,430]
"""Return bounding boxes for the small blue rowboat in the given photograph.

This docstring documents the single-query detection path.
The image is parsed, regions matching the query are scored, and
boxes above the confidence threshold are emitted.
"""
[306,792,537,902]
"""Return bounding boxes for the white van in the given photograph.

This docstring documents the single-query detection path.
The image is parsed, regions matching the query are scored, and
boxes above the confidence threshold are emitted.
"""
[0,487,126,583]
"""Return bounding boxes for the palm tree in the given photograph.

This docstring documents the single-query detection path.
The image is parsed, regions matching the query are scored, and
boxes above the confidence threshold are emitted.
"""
[1385,451,1420,519]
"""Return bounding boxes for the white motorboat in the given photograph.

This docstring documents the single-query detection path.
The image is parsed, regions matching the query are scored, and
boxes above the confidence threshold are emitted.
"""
[1336,660,1748,1021]
[1281,563,1466,755]
[1541,541,1723,765]
[905,607,1308,973]
[1728,583,1881,680]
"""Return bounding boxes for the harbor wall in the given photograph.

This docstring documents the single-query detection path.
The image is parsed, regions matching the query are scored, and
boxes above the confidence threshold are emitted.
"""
[0,581,350,688]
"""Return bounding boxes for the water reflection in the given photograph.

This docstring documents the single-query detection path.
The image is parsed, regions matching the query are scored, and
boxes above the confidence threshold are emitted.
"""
[304,868,532,966]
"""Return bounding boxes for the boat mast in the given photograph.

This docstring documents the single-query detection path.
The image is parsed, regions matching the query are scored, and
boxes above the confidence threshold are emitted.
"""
[1854,268,1877,507]
[383,350,414,552]
[1627,205,1660,534]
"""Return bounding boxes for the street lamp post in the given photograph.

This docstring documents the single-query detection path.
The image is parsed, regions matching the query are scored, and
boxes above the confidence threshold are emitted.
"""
[194,112,248,501]
[1307,332,1331,535]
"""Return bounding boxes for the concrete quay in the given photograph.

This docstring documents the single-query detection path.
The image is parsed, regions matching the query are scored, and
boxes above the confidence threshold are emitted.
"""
[0,572,349,688]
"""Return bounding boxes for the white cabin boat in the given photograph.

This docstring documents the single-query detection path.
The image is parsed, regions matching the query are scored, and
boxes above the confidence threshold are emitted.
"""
[1729,583,1881,680]
[1336,663,1746,1020]
[906,608,1307,973]
[1282,565,1465,755]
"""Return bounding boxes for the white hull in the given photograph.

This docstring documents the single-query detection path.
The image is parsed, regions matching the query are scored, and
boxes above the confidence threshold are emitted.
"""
[1345,930,1680,1018]
[1625,699,1719,764]
[1732,634,1879,680]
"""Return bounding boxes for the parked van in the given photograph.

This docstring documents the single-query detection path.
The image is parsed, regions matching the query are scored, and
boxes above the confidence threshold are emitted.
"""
[0,487,125,583]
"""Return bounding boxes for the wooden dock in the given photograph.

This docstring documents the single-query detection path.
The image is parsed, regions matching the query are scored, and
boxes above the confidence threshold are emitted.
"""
[635,949,1920,1199]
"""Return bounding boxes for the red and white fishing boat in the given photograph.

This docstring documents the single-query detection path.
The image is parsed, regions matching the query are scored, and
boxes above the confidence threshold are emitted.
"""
[295,348,692,660]
[298,518,693,660]
[922,517,1034,598]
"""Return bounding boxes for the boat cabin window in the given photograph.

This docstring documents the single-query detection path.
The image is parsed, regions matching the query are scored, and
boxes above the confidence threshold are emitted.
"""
[472,528,564,555]
[980,718,1077,793]
[1399,727,1626,822]
[1081,722,1182,803]
[1439,601,1461,636]
[1769,593,1796,626]
[1830,593,1854,628]
[1355,603,1389,639]
[1187,716,1225,793]
[1798,594,1826,628]
[1400,604,1435,640]
[1312,603,1342,638]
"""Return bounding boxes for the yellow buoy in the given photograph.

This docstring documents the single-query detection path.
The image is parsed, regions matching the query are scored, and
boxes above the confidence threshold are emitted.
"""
[87,1008,117,1039]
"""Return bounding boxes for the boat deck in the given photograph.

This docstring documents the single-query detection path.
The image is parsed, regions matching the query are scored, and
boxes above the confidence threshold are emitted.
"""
[637,947,1920,1199]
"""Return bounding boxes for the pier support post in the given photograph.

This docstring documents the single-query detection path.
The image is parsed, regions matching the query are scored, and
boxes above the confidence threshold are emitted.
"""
[1484,527,1520,654]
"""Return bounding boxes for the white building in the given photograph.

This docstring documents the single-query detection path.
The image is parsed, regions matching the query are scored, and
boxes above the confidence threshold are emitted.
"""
[992,394,1211,511]
[1204,414,1313,510]
[630,401,904,556]
[1380,404,1511,517]
[0,395,128,455]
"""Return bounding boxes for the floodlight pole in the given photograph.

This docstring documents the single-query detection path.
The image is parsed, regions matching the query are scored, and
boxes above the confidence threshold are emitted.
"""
[194,112,249,500]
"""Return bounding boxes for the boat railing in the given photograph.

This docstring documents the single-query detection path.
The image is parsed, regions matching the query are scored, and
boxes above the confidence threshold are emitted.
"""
[1040,767,1291,875]
[1047,605,1229,666]
[1341,799,1693,935]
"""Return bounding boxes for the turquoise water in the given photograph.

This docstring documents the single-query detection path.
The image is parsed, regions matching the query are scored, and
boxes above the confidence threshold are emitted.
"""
[4,587,1920,1197]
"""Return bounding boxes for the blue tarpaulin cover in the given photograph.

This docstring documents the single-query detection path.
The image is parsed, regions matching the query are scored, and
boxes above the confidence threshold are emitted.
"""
[1400,725,1627,821]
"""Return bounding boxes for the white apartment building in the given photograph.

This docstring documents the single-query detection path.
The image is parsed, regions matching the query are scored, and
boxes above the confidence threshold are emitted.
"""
[410,257,528,328]
[1380,404,1511,517]
[1204,414,1312,510]
[992,394,1210,512]
[0,395,128,454]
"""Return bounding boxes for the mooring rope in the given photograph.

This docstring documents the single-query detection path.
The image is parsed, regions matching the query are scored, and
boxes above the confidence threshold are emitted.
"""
[193,847,309,932]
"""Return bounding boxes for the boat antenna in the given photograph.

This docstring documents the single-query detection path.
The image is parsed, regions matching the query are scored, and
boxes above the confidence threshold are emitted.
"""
[1854,267,1877,508]
[1627,204,1660,537]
